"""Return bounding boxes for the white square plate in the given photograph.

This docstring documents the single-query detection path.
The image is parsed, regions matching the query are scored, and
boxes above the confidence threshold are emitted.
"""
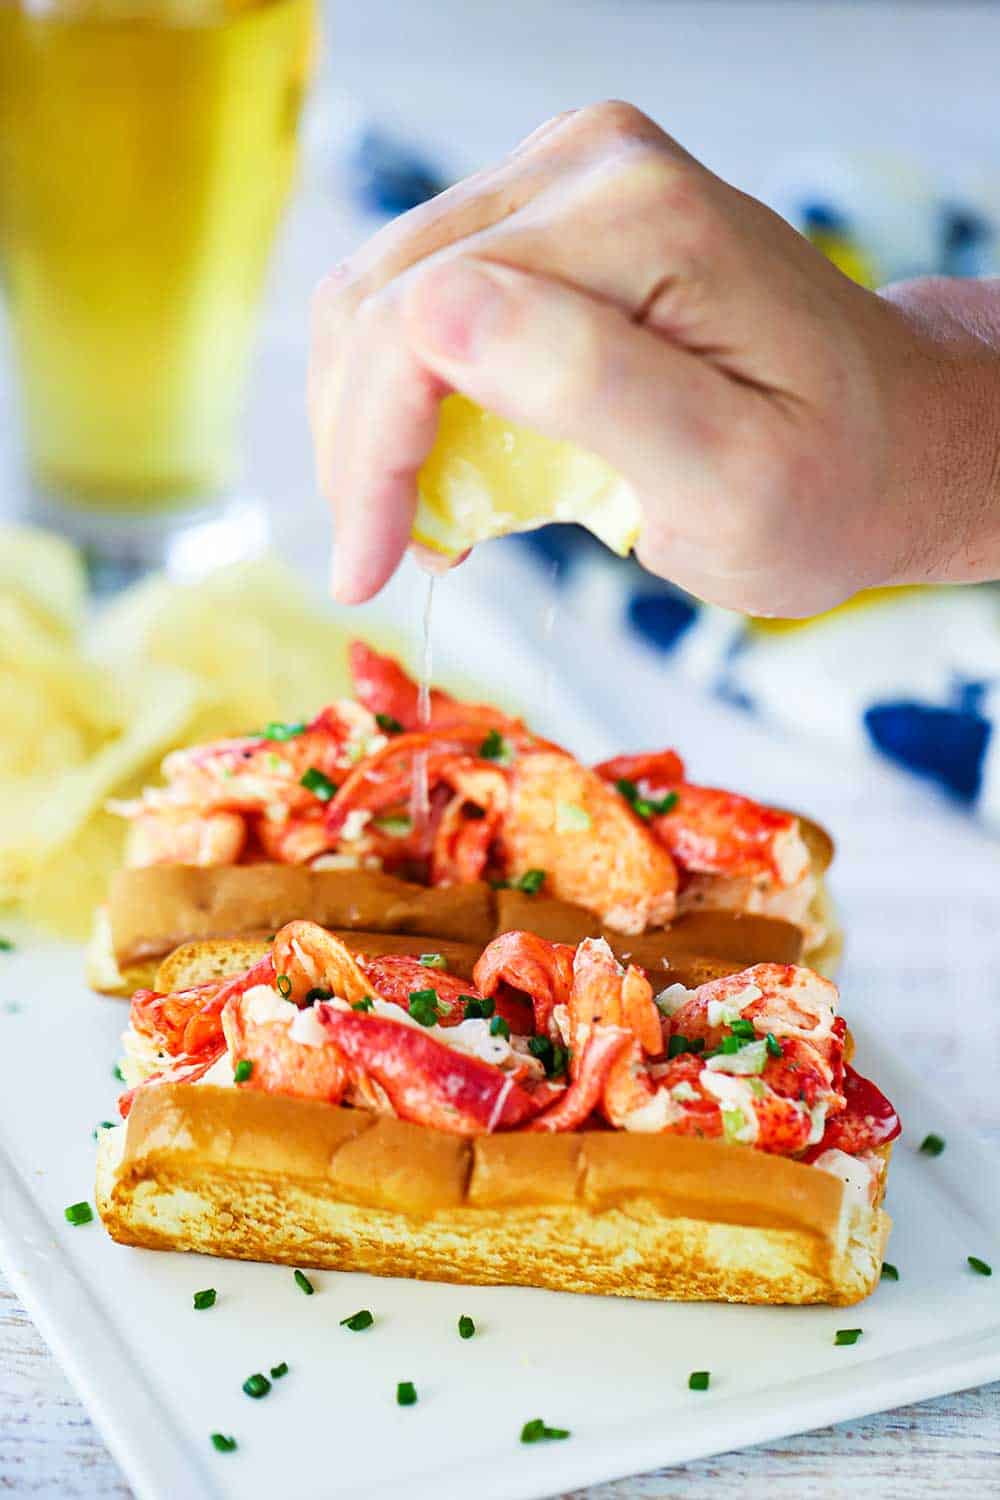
[2,555,998,1500]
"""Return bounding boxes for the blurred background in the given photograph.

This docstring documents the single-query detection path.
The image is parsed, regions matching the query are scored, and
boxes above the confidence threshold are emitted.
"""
[2,0,1000,986]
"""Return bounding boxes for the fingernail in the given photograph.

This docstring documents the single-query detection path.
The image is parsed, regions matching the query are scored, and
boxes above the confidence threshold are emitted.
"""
[405,259,509,363]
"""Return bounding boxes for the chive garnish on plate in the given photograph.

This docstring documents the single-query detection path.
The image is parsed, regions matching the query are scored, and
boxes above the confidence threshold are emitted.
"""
[352,996,374,1012]
[0,937,14,952]
[688,1371,710,1391]
[233,1060,253,1084]
[275,973,292,999]
[458,1315,475,1340]
[211,1433,237,1453]
[520,1418,570,1443]
[515,868,545,895]
[193,1288,217,1310]
[489,1014,510,1040]
[397,1381,417,1406]
[64,1201,93,1226]
[242,1373,271,1399]
[968,1256,993,1277]
[765,1032,783,1058]
[340,1309,374,1331]
[306,986,333,1005]
[880,1262,899,1282]
[919,1133,945,1156]
[834,1328,862,1345]
[270,1362,289,1379]
[462,996,494,1020]
[293,1269,314,1296]
[375,713,404,735]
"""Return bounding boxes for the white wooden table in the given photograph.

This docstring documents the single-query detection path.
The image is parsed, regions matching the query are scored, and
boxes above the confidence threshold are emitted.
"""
[3,1277,997,1497]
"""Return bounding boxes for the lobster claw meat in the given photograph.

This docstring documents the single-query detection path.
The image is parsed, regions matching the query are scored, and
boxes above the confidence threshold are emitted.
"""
[473,930,576,1039]
[805,1065,902,1159]
[314,1007,547,1135]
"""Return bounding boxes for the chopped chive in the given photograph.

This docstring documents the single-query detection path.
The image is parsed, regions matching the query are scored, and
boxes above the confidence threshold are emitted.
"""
[419,953,447,969]
[651,790,679,815]
[193,1288,217,1310]
[462,995,494,1020]
[64,1201,93,1226]
[293,1269,314,1296]
[719,1035,741,1055]
[968,1256,993,1277]
[458,1314,475,1340]
[211,1433,237,1453]
[233,1059,253,1084]
[352,996,374,1012]
[479,728,510,762]
[408,989,440,1027]
[300,766,337,801]
[520,1418,570,1443]
[688,1370,710,1391]
[515,868,545,895]
[397,1380,417,1406]
[919,1133,946,1156]
[765,1032,783,1058]
[305,986,333,1006]
[667,1034,692,1059]
[270,1361,289,1379]
[92,1120,116,1139]
[112,1063,125,1083]
[489,1014,510,1040]
[375,713,404,735]
[730,1018,756,1039]
[834,1328,862,1345]
[615,777,638,802]
[880,1262,900,1282]
[633,797,654,819]
[340,1309,374,1331]
[0,937,14,952]
[242,1373,271,1399]
[275,973,293,999]
[263,720,306,742]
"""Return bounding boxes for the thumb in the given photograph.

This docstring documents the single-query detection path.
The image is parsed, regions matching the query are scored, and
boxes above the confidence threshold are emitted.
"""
[402,255,740,500]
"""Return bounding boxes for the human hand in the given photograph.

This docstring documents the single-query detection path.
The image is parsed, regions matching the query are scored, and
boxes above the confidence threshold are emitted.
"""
[309,101,1000,613]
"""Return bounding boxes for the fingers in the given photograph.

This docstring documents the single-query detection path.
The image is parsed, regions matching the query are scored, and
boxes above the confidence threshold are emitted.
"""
[401,256,740,497]
[308,102,678,493]
[326,300,445,603]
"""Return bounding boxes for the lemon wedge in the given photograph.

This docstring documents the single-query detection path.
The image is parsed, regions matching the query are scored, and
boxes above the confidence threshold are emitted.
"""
[413,394,641,557]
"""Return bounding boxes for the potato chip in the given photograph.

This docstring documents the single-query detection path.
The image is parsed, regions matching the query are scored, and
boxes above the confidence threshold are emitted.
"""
[0,529,397,937]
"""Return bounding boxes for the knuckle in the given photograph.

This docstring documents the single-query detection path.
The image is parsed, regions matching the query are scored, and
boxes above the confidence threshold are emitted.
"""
[579,98,657,144]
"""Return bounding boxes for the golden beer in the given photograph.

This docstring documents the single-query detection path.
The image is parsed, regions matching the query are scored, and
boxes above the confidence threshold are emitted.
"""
[0,0,314,510]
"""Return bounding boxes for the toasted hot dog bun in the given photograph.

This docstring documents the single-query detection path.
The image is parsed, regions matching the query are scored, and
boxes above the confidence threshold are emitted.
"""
[90,856,838,995]
[96,1084,890,1306]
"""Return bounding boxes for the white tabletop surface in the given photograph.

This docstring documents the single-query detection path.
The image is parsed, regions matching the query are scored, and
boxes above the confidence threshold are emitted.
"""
[3,3,1000,1493]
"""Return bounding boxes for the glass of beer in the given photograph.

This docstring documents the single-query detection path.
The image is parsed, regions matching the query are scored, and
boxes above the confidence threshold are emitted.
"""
[0,0,315,579]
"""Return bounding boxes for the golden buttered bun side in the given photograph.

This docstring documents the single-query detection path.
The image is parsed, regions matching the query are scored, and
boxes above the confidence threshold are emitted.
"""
[96,1084,890,1306]
[97,860,831,994]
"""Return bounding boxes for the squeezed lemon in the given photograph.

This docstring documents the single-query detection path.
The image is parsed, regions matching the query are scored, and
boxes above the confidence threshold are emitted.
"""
[413,394,641,556]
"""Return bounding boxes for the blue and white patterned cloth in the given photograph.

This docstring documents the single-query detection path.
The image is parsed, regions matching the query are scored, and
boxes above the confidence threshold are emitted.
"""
[513,527,1000,833]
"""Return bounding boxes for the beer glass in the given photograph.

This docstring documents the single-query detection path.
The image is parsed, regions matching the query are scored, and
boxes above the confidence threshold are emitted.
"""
[0,0,315,577]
